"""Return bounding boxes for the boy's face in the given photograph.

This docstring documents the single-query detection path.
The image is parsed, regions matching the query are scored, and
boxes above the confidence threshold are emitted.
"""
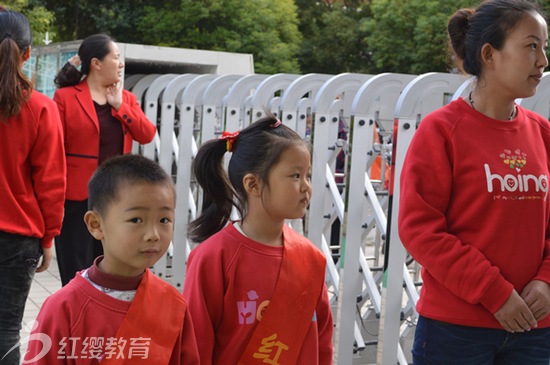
[85,181,175,277]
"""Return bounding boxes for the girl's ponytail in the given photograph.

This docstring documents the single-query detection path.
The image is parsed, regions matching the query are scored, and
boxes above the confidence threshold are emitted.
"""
[188,138,237,243]
[0,8,33,124]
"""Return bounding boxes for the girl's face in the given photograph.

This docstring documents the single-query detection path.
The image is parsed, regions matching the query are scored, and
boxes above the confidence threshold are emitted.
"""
[261,143,312,222]
[490,11,548,99]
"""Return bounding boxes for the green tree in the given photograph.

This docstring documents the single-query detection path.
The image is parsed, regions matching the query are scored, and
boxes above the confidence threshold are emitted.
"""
[297,0,372,74]
[27,0,550,76]
[137,0,302,74]
[33,0,301,74]
[363,0,478,74]
[3,0,55,46]
[30,0,158,42]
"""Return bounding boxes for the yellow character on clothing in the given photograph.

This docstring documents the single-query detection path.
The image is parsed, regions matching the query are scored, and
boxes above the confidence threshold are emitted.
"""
[252,333,289,365]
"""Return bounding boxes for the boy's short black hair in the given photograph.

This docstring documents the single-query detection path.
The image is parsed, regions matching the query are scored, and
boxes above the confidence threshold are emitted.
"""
[88,154,174,216]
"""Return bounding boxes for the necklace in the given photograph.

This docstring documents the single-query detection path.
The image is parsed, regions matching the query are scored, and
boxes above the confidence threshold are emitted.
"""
[468,91,516,121]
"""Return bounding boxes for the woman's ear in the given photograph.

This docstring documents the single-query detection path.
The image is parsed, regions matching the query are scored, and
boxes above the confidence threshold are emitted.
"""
[90,57,101,72]
[84,210,104,240]
[21,47,31,62]
[242,173,262,198]
[481,43,495,68]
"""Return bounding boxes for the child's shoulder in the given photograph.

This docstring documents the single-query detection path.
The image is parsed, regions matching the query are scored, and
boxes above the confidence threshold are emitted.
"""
[39,274,91,311]
[191,224,241,252]
[283,225,322,249]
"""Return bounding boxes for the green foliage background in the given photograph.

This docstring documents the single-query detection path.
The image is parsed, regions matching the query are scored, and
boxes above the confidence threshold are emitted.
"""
[7,0,550,75]
[2,0,54,47]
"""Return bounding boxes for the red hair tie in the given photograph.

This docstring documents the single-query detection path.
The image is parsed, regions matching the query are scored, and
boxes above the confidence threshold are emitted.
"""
[219,130,240,152]
[271,119,282,128]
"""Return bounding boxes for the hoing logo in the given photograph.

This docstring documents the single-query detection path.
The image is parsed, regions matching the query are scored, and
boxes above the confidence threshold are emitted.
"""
[485,149,548,200]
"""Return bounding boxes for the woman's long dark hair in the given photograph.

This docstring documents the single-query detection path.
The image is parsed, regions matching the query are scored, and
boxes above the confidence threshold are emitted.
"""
[0,7,32,123]
[188,115,305,243]
[54,33,113,88]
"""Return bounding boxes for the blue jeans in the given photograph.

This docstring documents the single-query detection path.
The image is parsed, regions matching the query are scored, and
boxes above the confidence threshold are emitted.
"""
[413,315,550,365]
[0,233,40,365]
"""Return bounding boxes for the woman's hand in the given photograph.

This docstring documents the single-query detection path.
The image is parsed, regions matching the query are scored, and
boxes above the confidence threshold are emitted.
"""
[106,80,123,111]
[68,54,81,68]
[36,246,52,273]
[494,289,537,332]
[521,280,550,321]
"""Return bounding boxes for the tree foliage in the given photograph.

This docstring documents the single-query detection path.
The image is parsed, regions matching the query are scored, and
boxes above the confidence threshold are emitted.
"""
[363,0,479,74]
[28,0,158,43]
[24,0,550,75]
[3,0,54,46]
[297,0,372,74]
[30,0,302,74]
[137,0,302,74]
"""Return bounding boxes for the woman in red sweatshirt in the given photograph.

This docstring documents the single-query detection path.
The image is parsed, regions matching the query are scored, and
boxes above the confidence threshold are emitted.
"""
[0,7,66,365]
[52,34,156,286]
[399,1,550,364]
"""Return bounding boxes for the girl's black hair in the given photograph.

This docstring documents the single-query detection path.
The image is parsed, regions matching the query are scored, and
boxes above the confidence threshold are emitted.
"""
[448,0,544,76]
[0,6,32,123]
[54,33,114,88]
[188,114,306,243]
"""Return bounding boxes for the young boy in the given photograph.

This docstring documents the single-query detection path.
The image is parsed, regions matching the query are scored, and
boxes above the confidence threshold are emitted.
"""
[24,154,199,364]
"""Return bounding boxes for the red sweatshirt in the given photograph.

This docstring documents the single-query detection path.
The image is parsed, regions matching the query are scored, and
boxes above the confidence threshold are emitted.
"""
[399,98,550,329]
[183,223,333,365]
[25,270,200,364]
[0,90,65,248]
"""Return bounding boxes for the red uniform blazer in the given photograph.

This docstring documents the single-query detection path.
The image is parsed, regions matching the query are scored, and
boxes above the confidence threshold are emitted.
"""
[54,80,156,200]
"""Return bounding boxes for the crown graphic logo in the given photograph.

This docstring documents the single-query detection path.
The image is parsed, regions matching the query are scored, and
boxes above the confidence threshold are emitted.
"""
[499,149,527,172]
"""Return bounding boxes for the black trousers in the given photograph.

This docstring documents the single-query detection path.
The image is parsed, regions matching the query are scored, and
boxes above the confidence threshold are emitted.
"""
[55,200,103,286]
[0,233,40,365]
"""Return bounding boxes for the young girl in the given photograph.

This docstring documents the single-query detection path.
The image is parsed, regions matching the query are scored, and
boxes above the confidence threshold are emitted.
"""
[183,116,333,365]
[0,7,65,364]
[399,0,550,363]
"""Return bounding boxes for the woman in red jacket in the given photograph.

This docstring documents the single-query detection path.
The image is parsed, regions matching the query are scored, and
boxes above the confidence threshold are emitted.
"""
[0,7,65,364]
[53,34,156,286]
